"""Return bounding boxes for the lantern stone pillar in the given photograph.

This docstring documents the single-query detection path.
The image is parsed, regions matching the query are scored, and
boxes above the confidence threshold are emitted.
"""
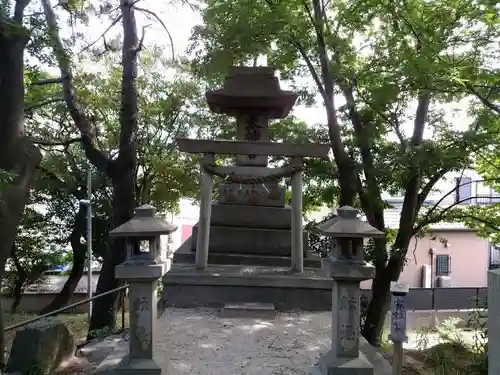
[316,206,384,375]
[110,204,177,375]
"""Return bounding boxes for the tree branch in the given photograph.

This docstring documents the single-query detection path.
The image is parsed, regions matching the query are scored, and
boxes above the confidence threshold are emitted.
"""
[14,0,31,22]
[31,137,81,147]
[28,77,63,87]
[37,164,66,187]
[416,168,448,212]
[451,214,500,232]
[465,82,500,115]
[134,24,149,53]
[25,98,64,112]
[133,6,175,59]
[413,178,500,234]
[356,88,407,149]
[413,195,499,235]
[394,92,431,250]
[117,0,140,156]
[78,15,123,56]
[41,0,112,176]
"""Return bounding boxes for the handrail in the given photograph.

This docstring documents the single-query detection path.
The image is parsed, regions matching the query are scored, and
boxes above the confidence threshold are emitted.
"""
[5,284,129,332]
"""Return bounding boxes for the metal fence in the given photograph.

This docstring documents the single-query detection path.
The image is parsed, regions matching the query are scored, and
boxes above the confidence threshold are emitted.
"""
[475,195,500,205]
[360,287,487,310]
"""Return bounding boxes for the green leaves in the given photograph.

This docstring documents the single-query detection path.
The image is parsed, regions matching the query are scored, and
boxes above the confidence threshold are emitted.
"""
[192,0,500,243]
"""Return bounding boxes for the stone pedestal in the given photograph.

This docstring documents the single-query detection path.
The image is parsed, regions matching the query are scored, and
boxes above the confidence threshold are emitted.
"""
[320,256,375,375]
[115,255,166,375]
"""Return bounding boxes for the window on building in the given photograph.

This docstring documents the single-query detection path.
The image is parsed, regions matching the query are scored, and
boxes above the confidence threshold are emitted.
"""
[435,254,451,276]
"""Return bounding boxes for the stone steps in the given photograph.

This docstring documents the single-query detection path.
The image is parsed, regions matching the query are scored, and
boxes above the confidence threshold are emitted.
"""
[173,251,322,268]
[210,203,292,229]
[191,225,309,257]
[220,302,276,320]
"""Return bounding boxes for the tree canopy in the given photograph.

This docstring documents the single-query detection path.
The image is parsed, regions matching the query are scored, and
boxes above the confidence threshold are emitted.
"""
[189,0,500,344]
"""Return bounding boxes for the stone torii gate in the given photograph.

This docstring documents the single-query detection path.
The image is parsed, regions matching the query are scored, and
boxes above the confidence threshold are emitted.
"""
[177,67,329,273]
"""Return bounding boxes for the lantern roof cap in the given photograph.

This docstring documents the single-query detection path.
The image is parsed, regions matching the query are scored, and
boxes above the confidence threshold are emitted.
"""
[315,206,384,238]
[109,204,177,237]
[205,66,298,119]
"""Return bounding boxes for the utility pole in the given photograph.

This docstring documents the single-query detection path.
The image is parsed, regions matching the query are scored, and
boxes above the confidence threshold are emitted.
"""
[87,169,92,321]
[80,168,93,324]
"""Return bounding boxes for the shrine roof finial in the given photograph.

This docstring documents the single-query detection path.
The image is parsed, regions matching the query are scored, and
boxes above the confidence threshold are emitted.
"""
[205,66,298,118]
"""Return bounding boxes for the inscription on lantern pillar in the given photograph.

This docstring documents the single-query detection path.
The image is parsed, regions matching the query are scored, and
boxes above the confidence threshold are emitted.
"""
[336,283,360,358]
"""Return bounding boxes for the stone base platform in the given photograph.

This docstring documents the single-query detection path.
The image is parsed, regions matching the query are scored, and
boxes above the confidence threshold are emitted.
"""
[160,264,334,311]
[174,237,322,268]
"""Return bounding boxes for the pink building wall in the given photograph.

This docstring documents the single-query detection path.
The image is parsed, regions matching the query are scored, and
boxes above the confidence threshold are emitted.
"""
[181,224,193,243]
[361,231,489,289]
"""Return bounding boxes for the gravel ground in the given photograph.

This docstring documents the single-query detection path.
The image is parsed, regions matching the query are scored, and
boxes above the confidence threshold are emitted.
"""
[155,308,331,375]
[68,307,483,375]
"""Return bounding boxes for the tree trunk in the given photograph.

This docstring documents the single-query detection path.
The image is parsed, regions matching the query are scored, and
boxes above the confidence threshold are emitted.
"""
[42,0,140,338]
[40,206,87,314]
[10,274,26,314]
[362,241,407,345]
[362,256,405,345]
[0,13,41,368]
[87,0,140,337]
[10,245,26,314]
[0,19,38,269]
[87,172,135,338]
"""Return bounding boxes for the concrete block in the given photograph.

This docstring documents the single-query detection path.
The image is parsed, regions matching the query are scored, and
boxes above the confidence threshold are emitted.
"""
[191,224,309,257]
[210,203,292,229]
[221,302,276,319]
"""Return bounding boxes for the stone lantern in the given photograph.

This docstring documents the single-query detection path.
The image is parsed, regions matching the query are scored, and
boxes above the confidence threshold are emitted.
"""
[316,206,384,375]
[110,204,177,375]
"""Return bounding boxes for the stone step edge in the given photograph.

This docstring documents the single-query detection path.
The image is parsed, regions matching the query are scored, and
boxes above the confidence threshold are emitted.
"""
[173,251,321,265]
[220,302,276,319]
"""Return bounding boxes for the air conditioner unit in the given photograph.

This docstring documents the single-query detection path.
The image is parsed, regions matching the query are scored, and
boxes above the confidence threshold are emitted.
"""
[421,265,432,288]
[437,276,452,288]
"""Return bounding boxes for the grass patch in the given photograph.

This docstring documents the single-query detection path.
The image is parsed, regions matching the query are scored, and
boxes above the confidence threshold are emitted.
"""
[381,316,487,375]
